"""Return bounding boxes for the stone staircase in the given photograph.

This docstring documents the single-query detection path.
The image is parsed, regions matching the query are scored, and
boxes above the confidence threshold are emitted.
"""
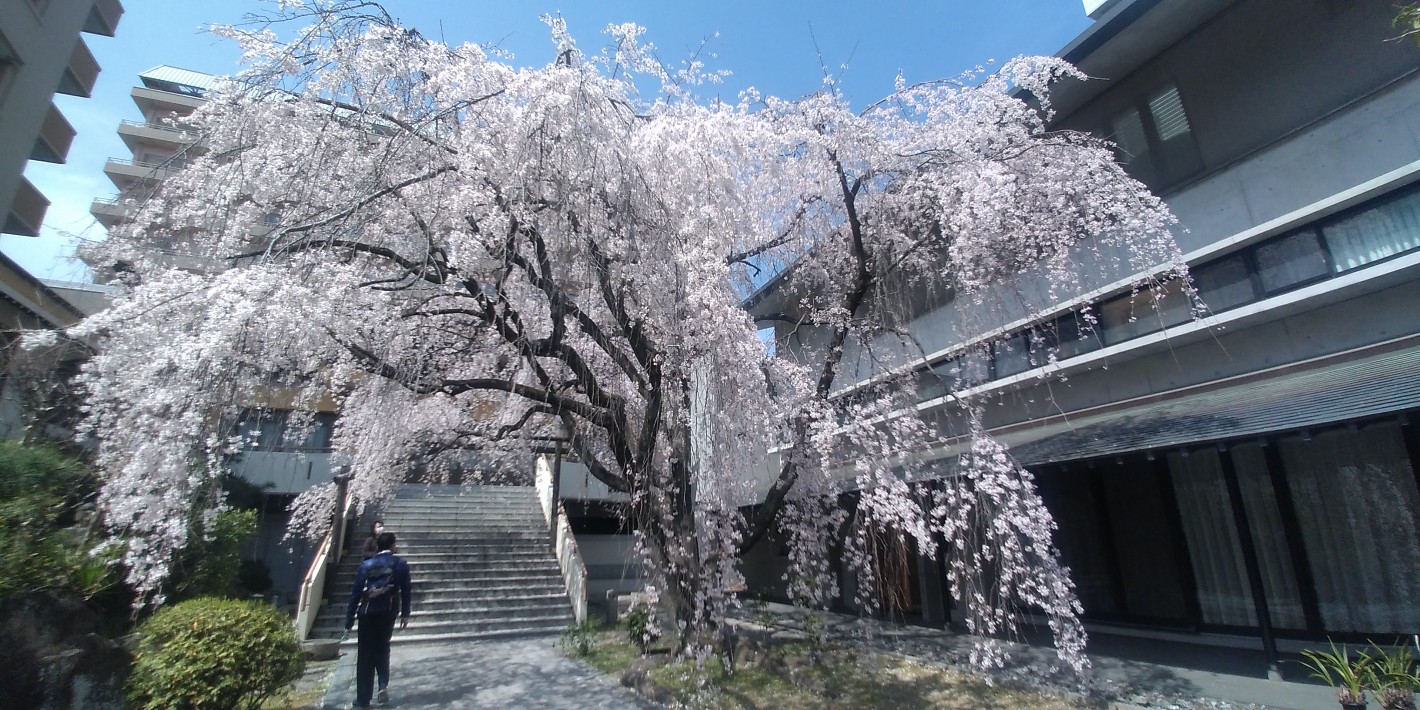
[308,484,575,644]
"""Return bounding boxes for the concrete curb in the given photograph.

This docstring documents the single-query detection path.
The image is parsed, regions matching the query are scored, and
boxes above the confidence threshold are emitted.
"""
[321,646,357,709]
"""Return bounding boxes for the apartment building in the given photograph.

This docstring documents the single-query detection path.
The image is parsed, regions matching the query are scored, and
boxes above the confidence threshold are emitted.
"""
[746,0,1420,668]
[0,0,120,238]
[89,65,339,601]
[0,0,121,439]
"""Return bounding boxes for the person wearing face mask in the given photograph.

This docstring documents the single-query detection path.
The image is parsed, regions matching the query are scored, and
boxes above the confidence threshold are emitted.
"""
[362,521,385,560]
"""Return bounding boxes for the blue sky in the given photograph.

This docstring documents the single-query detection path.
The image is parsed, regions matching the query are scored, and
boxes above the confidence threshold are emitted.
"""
[5,0,1093,283]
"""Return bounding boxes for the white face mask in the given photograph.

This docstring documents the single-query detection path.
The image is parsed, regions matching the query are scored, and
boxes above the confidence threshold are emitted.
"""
[374,526,383,535]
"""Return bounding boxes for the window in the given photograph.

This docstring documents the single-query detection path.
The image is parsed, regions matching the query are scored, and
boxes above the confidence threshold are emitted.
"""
[233,409,337,452]
[1106,83,1203,191]
[1321,187,1420,273]
[951,349,992,388]
[1253,228,1331,295]
[0,31,20,108]
[1098,279,1192,345]
[994,329,1048,378]
[916,369,949,402]
[1192,254,1255,314]
[1048,310,1102,360]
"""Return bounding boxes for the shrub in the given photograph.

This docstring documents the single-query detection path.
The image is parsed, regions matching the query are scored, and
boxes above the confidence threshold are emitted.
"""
[0,442,118,600]
[624,605,661,653]
[560,619,599,657]
[169,509,258,601]
[127,597,305,710]
[236,558,273,596]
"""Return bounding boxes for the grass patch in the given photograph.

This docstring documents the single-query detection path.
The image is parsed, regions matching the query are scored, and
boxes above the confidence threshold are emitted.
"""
[581,633,644,676]
[569,632,1099,709]
[259,658,340,710]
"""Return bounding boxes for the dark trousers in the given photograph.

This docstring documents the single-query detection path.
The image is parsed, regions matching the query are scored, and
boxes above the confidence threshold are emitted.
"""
[355,609,398,706]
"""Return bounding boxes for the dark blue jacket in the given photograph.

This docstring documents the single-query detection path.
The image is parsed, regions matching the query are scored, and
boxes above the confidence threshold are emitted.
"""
[345,551,412,627]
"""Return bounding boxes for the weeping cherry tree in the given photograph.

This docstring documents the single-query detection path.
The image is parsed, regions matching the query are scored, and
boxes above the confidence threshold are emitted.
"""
[74,1,1187,673]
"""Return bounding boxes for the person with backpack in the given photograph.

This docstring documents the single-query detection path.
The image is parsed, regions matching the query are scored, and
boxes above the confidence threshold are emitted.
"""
[345,531,412,707]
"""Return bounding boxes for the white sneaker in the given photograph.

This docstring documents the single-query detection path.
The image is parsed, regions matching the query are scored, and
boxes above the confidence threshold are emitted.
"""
[376,688,388,705]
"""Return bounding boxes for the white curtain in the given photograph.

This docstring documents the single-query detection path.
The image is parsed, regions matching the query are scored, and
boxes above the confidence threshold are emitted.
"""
[1254,229,1330,293]
[1169,450,1257,626]
[1323,189,1420,272]
[1278,422,1420,633]
[1228,443,1309,630]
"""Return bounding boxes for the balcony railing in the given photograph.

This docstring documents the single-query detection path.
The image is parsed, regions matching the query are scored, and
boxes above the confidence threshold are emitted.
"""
[119,119,198,140]
[107,157,175,169]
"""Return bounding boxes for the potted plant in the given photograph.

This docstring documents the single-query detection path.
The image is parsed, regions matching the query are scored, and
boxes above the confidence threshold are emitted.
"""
[1300,639,1372,710]
[1364,641,1417,710]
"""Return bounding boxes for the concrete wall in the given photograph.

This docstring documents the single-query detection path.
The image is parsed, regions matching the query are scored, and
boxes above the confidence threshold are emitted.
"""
[558,460,629,501]
[810,0,1420,399]
[574,533,645,601]
[1057,0,1418,196]
[243,504,316,610]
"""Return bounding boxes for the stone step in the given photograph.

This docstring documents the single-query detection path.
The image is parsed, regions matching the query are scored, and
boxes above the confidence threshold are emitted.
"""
[391,485,537,497]
[342,543,552,556]
[371,521,546,530]
[384,500,540,509]
[308,613,571,641]
[326,580,569,602]
[317,598,571,622]
[333,560,560,576]
[314,626,564,647]
[378,520,545,529]
[332,571,566,588]
[323,590,570,609]
[309,486,572,647]
[408,587,569,603]
[367,529,550,539]
[346,550,556,562]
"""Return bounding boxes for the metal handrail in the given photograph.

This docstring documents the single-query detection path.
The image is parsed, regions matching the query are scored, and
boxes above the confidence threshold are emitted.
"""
[120,118,196,133]
[107,157,178,169]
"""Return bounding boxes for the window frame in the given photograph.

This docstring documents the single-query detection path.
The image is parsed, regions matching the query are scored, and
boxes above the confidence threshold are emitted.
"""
[1104,81,1205,193]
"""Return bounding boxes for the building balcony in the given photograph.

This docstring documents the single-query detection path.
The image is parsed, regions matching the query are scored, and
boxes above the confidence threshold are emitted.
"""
[4,178,50,237]
[130,86,205,117]
[103,157,181,189]
[117,119,200,154]
[30,104,76,164]
[89,195,134,228]
[57,38,99,98]
[83,0,124,38]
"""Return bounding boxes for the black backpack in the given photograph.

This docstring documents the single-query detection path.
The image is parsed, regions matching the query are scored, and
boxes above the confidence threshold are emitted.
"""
[358,557,398,616]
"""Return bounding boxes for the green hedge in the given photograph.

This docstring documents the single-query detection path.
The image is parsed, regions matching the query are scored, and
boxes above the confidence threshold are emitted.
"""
[127,597,305,710]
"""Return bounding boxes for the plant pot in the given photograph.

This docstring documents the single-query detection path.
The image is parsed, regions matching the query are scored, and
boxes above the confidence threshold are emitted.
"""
[1341,702,1368,710]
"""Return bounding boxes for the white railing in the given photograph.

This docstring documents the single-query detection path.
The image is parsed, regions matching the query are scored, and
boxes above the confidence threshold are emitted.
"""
[536,454,589,623]
[293,489,353,641]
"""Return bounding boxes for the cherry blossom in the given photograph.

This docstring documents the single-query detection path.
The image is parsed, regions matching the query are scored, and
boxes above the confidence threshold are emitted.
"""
[73,2,1184,673]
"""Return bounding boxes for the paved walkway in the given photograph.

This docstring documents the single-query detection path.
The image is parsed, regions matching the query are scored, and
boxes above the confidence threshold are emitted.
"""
[317,609,1346,709]
[321,635,657,709]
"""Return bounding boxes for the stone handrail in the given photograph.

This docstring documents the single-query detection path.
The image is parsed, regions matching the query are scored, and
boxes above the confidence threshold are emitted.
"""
[293,526,335,641]
[293,487,353,641]
[536,454,589,623]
